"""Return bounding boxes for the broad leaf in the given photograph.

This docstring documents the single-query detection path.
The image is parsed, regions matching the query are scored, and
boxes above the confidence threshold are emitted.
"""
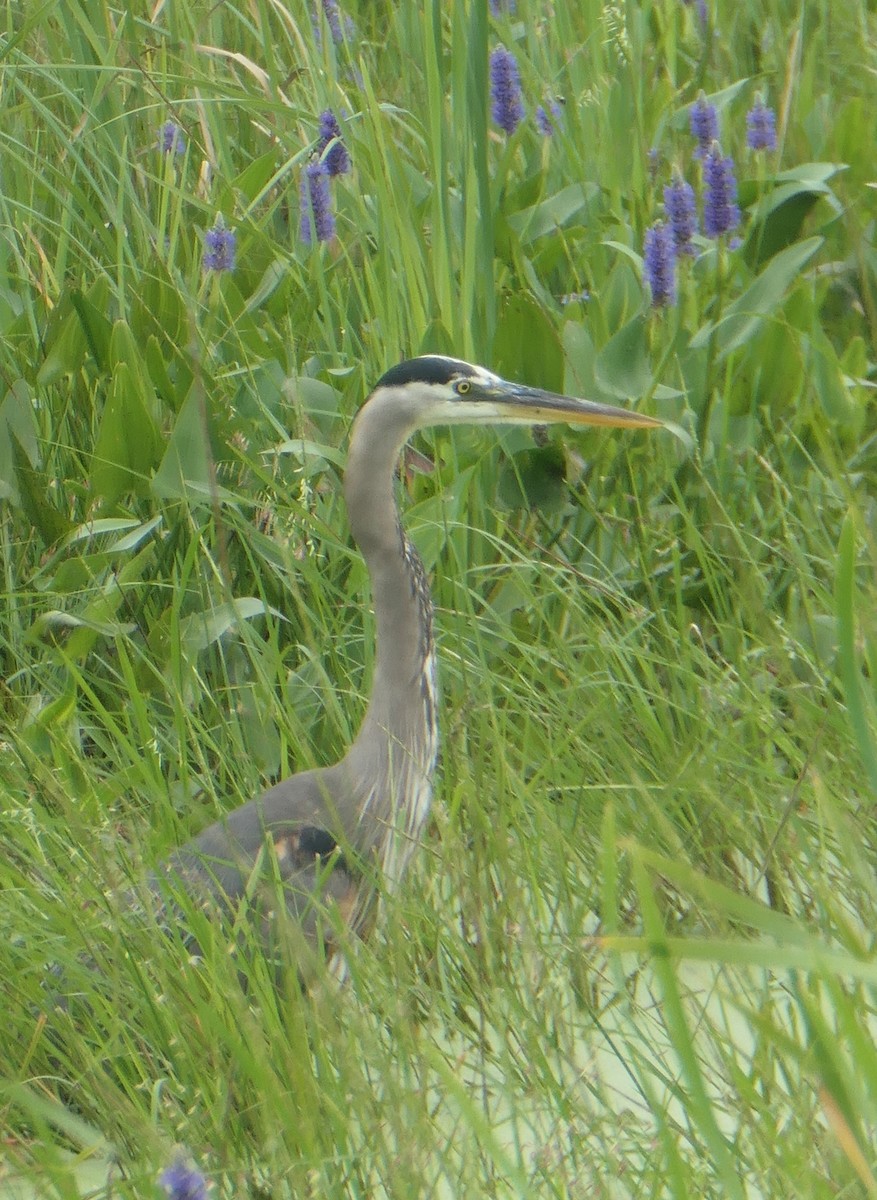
[691,237,823,359]
[595,315,652,399]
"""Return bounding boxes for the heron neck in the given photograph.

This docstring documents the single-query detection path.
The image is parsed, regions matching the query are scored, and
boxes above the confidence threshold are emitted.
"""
[342,401,438,779]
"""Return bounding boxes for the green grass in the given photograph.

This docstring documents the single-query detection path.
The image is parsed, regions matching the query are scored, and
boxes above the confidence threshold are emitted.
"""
[1,0,876,1195]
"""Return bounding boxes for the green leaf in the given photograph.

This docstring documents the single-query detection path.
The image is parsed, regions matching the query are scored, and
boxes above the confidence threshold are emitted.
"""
[152,386,232,504]
[10,432,72,544]
[561,321,596,389]
[275,437,345,471]
[594,315,652,399]
[234,150,282,203]
[243,259,289,313]
[497,444,567,512]
[178,598,282,656]
[690,236,823,358]
[69,288,112,373]
[285,376,342,422]
[418,320,455,358]
[794,982,865,1150]
[773,161,847,188]
[144,334,184,412]
[132,270,186,347]
[36,297,87,386]
[835,515,877,798]
[91,360,162,505]
[505,183,599,244]
[0,381,38,503]
[493,293,564,392]
[746,321,804,413]
[743,165,844,266]
[746,190,826,265]
[106,514,163,552]
[29,607,137,643]
[600,239,643,272]
[809,331,861,429]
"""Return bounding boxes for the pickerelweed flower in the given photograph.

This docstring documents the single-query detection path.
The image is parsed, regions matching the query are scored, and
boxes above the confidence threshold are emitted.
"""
[535,99,562,137]
[643,221,677,308]
[663,172,698,256]
[489,0,516,13]
[702,142,740,238]
[160,1160,208,1200]
[203,218,236,272]
[313,0,345,44]
[158,120,186,156]
[317,109,350,176]
[746,96,778,151]
[300,161,335,244]
[689,92,718,158]
[490,46,524,136]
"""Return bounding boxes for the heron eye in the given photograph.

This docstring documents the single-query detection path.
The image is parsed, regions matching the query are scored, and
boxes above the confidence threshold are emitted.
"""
[455,380,471,395]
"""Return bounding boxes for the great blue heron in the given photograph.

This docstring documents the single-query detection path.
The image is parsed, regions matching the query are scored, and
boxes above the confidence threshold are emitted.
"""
[147,356,660,970]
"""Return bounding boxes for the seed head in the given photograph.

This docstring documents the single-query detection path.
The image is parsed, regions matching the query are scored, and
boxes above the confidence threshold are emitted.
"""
[490,46,524,136]
[690,92,718,158]
[702,142,740,238]
[317,109,350,176]
[663,172,698,257]
[203,217,236,273]
[300,161,336,244]
[746,96,778,152]
[643,221,677,308]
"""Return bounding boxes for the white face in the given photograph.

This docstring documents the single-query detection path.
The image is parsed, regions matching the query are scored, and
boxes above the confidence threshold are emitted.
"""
[401,358,531,425]
[441,362,515,421]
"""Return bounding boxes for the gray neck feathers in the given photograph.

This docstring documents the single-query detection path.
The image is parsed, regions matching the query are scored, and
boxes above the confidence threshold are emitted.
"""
[339,393,439,872]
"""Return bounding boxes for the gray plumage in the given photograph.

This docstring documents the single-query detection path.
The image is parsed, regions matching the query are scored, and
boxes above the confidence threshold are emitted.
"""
[141,356,660,971]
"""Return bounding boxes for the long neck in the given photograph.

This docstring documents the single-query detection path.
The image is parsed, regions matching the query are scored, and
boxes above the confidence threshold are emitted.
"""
[339,396,439,867]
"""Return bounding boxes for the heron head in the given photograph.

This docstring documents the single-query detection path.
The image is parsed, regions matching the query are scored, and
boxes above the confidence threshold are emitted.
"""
[370,355,661,432]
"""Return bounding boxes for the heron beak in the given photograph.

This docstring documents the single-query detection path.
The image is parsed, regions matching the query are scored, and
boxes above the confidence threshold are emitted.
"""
[494,382,662,429]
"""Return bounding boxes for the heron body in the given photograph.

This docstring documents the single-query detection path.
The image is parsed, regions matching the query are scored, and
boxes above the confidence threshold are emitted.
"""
[149,357,659,968]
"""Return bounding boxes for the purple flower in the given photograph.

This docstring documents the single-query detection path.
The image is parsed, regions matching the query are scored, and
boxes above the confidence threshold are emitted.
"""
[202,218,236,272]
[703,142,740,238]
[643,221,677,308]
[313,0,345,44]
[746,96,778,151]
[535,100,562,137]
[690,92,718,158]
[160,1161,208,1200]
[560,289,590,306]
[300,161,335,244]
[489,0,516,13]
[663,172,698,257]
[490,46,524,136]
[317,109,350,176]
[158,120,186,156]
